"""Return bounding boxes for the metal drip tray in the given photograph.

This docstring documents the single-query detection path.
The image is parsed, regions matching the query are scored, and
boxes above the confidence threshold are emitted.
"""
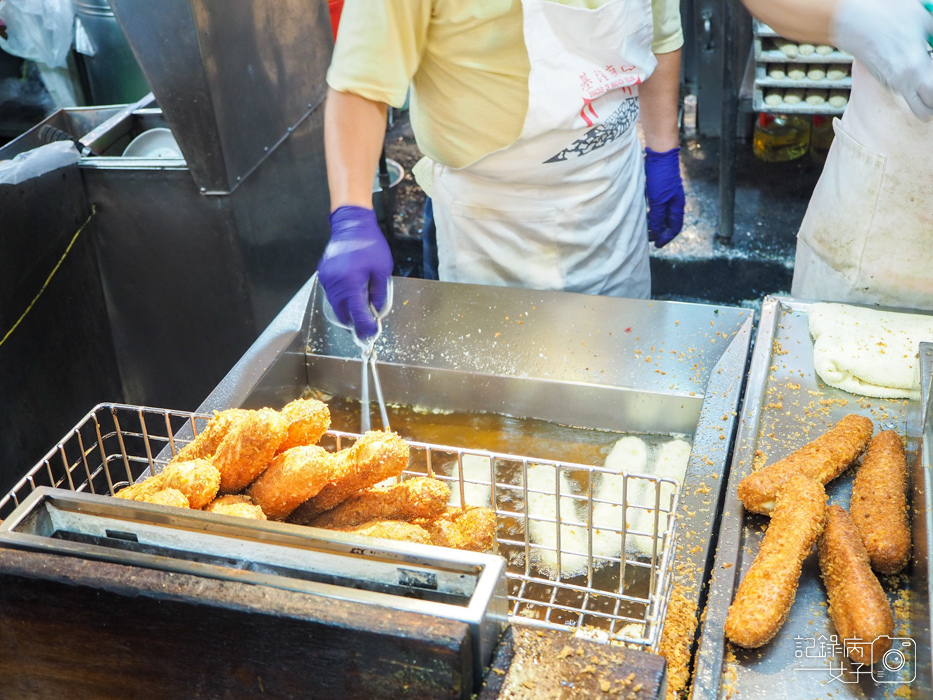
[1,487,507,686]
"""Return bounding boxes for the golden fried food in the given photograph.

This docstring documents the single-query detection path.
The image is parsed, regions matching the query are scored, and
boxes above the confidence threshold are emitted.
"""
[850,430,911,575]
[275,398,331,454]
[818,505,894,665]
[422,506,497,552]
[336,519,433,545]
[141,488,190,508]
[174,408,249,462]
[737,414,872,514]
[247,445,336,520]
[725,475,827,648]
[115,458,220,509]
[213,408,288,493]
[305,476,450,529]
[158,458,221,509]
[204,494,267,520]
[288,431,409,523]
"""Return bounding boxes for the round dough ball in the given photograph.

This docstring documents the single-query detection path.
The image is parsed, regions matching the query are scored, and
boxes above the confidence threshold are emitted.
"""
[783,89,805,105]
[829,90,849,109]
[807,66,826,81]
[787,66,807,81]
[798,43,816,56]
[826,65,849,81]
[775,38,799,58]
[806,90,828,106]
[764,90,783,107]
[815,44,835,56]
[768,64,786,80]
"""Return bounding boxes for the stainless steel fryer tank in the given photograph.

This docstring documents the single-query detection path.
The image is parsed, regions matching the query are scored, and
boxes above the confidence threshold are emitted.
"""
[196,275,755,648]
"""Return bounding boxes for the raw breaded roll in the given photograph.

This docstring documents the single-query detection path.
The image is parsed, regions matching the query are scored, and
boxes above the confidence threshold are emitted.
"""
[175,408,249,461]
[818,505,894,664]
[737,414,872,514]
[213,408,288,493]
[247,445,336,520]
[307,476,450,529]
[115,458,220,509]
[275,398,331,454]
[141,488,190,508]
[725,475,827,648]
[336,519,433,546]
[850,430,911,574]
[422,506,497,552]
[288,431,410,523]
[205,494,268,520]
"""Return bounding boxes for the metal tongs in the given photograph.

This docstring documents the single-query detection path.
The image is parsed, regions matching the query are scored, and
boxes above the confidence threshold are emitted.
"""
[322,278,393,434]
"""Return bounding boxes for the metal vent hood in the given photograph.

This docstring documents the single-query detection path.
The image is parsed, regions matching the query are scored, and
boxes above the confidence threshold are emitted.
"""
[108,0,333,195]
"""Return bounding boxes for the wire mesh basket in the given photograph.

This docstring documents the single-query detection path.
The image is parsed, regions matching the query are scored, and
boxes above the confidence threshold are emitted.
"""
[0,403,680,649]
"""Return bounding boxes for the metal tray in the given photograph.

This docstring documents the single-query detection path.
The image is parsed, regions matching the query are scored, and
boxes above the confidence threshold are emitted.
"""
[692,296,931,699]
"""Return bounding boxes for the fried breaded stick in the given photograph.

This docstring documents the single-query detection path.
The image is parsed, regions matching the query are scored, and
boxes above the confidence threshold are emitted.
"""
[174,408,249,462]
[850,430,911,574]
[335,519,433,545]
[141,488,190,508]
[213,408,288,493]
[115,458,220,509]
[422,506,497,552]
[818,505,894,665]
[247,445,336,520]
[204,494,267,520]
[306,476,450,529]
[288,431,410,523]
[275,398,331,454]
[737,414,872,514]
[725,475,827,648]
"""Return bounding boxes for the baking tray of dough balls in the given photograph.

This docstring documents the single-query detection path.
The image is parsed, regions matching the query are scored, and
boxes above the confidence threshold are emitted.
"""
[755,36,853,64]
[756,62,852,89]
[755,86,849,114]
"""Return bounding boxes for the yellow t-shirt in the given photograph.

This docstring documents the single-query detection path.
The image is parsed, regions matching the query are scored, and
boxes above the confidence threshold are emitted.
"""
[328,0,683,172]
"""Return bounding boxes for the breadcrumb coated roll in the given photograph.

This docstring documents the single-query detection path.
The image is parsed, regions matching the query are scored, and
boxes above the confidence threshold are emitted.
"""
[141,488,190,508]
[213,408,288,493]
[288,431,409,523]
[336,519,433,545]
[115,458,220,509]
[725,475,827,648]
[850,430,911,574]
[275,398,331,454]
[307,476,450,529]
[247,445,336,520]
[737,414,872,514]
[818,505,894,664]
[204,494,268,520]
[175,408,249,462]
[421,506,497,552]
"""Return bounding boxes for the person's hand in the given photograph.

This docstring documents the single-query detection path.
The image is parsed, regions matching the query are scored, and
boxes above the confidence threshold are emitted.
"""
[318,205,393,339]
[832,0,933,120]
[644,147,685,249]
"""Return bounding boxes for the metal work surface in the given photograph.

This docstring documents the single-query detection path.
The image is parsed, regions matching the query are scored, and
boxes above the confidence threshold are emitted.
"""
[693,297,929,699]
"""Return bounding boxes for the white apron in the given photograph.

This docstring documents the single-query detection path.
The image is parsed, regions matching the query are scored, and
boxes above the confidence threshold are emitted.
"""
[427,0,657,298]
[793,60,933,310]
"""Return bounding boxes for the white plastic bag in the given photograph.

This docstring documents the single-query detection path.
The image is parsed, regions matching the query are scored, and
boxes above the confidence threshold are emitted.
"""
[0,141,80,185]
[0,0,74,68]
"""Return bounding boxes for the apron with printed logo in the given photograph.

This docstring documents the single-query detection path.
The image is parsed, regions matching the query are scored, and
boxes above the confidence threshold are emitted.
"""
[793,60,933,310]
[427,0,657,298]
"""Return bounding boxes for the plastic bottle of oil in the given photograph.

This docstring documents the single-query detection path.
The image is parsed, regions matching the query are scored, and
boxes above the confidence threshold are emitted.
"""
[810,115,835,164]
[752,113,810,162]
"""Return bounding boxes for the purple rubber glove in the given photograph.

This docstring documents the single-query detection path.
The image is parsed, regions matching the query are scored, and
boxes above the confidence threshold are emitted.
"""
[644,147,685,249]
[318,205,393,339]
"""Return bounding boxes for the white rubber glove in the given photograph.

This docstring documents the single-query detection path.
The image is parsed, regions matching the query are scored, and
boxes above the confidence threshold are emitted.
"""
[831,0,933,120]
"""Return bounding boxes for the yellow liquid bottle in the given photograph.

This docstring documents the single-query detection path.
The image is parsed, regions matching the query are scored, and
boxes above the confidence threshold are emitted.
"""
[810,115,835,164]
[753,113,810,162]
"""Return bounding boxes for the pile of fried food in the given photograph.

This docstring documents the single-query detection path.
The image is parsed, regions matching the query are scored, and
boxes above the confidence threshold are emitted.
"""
[114,399,496,552]
[725,414,910,666]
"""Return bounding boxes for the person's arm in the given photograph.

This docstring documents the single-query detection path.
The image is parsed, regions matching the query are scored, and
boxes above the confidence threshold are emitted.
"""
[639,49,681,153]
[324,87,390,211]
[318,88,394,339]
[639,49,685,248]
[742,0,835,44]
